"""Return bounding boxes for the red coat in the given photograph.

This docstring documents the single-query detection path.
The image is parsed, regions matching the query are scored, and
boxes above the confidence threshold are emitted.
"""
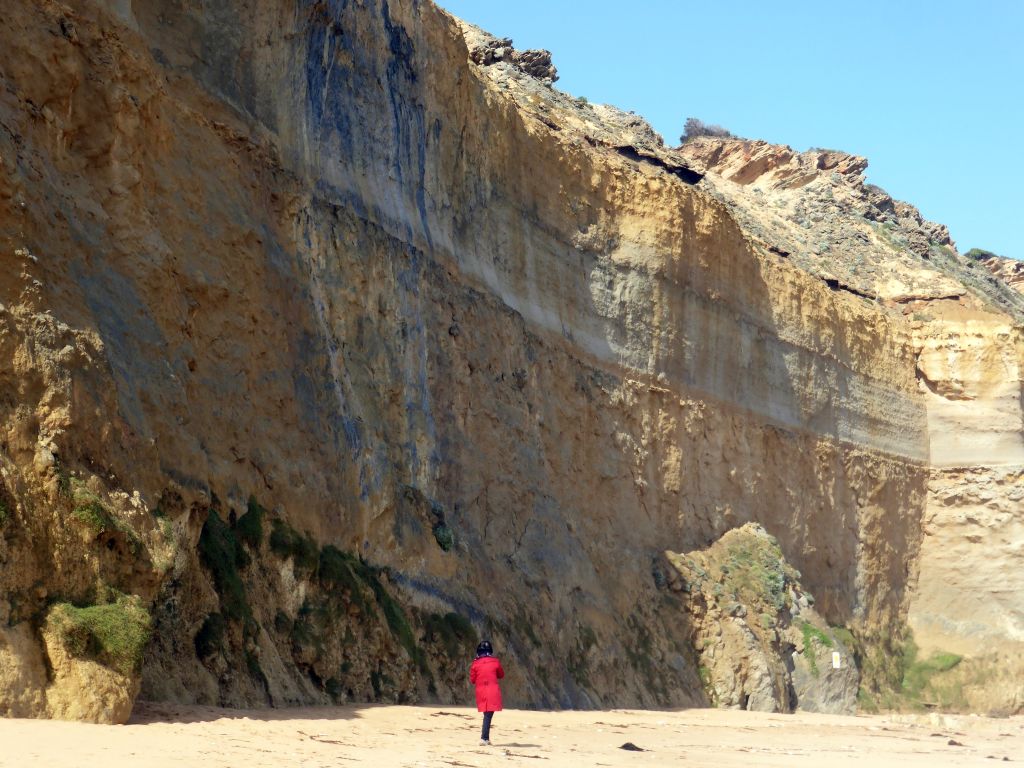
[469,655,504,712]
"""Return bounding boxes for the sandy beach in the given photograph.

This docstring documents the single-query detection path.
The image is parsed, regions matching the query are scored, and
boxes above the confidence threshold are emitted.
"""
[1,703,1020,767]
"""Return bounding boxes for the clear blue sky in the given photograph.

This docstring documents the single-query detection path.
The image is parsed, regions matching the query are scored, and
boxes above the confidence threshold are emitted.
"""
[440,1,1024,259]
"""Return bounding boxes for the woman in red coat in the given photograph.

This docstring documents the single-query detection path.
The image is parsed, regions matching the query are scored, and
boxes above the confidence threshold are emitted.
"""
[469,640,504,746]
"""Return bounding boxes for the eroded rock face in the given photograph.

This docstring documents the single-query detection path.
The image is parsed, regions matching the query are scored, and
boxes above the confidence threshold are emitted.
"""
[0,0,1017,722]
[462,22,559,83]
[663,524,858,715]
[678,138,1024,713]
[907,308,1024,712]
[0,625,48,718]
[677,137,1024,318]
[970,251,1024,294]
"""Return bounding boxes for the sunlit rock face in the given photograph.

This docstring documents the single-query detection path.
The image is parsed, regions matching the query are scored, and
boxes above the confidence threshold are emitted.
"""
[0,0,1018,721]
[679,134,1024,714]
[906,308,1024,713]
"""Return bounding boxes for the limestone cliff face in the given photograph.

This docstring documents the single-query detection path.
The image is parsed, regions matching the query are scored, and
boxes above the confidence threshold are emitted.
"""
[0,0,1010,722]
[907,307,1024,713]
[679,138,1024,713]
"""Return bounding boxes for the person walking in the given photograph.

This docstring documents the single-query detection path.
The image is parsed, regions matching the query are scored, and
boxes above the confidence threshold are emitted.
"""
[469,640,504,746]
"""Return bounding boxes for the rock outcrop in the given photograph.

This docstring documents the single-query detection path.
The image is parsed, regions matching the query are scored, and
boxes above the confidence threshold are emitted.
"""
[462,23,559,84]
[967,249,1024,294]
[0,0,1019,722]
[662,524,859,714]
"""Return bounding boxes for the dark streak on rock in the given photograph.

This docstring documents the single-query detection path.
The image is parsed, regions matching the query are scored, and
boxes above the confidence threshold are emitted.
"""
[822,277,876,301]
[611,145,703,185]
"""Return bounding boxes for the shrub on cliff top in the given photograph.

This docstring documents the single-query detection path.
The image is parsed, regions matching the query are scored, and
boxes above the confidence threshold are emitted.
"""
[964,247,1000,261]
[680,117,734,144]
[49,593,152,676]
[718,531,797,612]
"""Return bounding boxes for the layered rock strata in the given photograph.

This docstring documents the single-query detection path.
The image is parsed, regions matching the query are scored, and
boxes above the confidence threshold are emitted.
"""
[906,308,1024,713]
[0,0,1013,722]
[678,138,1024,713]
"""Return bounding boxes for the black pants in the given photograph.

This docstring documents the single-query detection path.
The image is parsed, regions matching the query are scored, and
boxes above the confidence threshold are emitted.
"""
[481,710,494,741]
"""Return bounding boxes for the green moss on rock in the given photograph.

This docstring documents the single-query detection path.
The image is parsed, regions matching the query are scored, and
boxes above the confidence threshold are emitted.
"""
[318,545,373,615]
[198,509,251,622]
[269,518,319,573]
[68,484,139,550]
[71,499,116,534]
[432,523,454,552]
[424,611,478,658]
[49,593,152,677]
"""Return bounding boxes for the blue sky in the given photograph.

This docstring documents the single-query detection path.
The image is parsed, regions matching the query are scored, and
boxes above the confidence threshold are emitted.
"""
[440,1,1024,259]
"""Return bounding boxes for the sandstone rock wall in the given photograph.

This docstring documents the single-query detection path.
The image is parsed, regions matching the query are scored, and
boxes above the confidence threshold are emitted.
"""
[0,0,960,721]
[906,306,1024,712]
[914,310,1024,468]
[681,134,1024,714]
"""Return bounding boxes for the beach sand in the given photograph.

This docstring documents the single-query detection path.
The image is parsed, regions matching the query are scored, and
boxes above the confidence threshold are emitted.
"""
[1,702,1020,767]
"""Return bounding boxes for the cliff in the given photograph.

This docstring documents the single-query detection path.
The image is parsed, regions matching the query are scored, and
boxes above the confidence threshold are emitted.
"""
[968,249,1024,294]
[0,0,1019,721]
[677,137,1024,713]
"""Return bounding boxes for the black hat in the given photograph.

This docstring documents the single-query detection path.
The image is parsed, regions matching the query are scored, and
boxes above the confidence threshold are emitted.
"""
[476,640,493,656]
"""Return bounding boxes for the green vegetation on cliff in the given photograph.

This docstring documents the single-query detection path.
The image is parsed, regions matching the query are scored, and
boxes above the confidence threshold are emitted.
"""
[857,630,969,712]
[49,593,152,677]
[799,620,834,677]
[715,528,799,614]
[269,518,319,573]
[198,508,252,623]
[964,248,1002,261]
[423,612,478,659]
[68,481,139,551]
[191,497,477,700]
